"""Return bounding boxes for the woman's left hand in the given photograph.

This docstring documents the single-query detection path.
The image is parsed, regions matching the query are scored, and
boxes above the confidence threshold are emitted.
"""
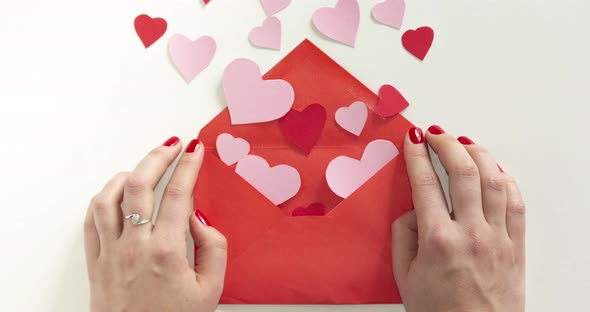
[84,137,228,312]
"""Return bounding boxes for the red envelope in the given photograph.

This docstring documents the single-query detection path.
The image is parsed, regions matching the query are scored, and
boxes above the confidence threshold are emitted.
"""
[194,40,414,304]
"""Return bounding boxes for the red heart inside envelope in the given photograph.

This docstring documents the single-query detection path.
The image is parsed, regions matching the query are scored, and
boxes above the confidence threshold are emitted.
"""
[292,203,326,216]
[375,84,409,118]
[278,104,327,154]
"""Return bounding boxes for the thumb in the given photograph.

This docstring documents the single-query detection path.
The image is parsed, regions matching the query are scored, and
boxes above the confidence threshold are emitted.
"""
[190,211,228,293]
[392,210,418,287]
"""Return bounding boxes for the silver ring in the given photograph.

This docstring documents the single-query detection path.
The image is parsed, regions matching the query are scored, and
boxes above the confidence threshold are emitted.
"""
[125,213,151,225]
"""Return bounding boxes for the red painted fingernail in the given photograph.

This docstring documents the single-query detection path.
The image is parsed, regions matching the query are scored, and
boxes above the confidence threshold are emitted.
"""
[457,136,475,145]
[195,210,211,226]
[409,127,424,144]
[163,136,180,147]
[185,139,200,153]
[497,163,504,173]
[428,125,445,135]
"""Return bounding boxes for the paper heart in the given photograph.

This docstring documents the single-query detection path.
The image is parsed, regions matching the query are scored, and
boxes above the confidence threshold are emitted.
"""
[222,58,294,125]
[134,14,167,48]
[169,34,216,83]
[260,0,291,16]
[375,84,409,117]
[249,16,282,50]
[236,155,301,205]
[335,101,368,136]
[203,0,210,4]
[216,133,250,166]
[371,0,405,29]
[326,139,399,198]
[402,26,434,61]
[292,203,326,217]
[312,0,360,47]
[278,104,326,154]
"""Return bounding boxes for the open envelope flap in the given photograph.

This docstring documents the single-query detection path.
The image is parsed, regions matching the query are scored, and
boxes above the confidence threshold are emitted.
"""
[194,39,415,303]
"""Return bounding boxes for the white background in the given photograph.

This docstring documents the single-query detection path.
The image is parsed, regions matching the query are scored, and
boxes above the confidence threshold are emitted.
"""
[0,0,588,311]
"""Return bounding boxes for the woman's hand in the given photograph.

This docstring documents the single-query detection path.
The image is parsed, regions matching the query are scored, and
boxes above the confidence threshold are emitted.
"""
[393,126,525,312]
[84,137,227,312]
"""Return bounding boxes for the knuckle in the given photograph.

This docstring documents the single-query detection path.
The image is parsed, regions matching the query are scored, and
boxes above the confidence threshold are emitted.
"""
[124,174,149,196]
[91,195,111,216]
[163,183,188,201]
[426,224,455,254]
[83,216,96,233]
[509,200,526,216]
[451,164,479,180]
[484,175,506,192]
[412,173,439,187]
[151,242,179,266]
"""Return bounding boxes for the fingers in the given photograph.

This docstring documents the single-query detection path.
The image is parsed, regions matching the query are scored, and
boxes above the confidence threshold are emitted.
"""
[461,137,507,228]
[392,210,418,288]
[121,136,182,237]
[84,203,100,266]
[154,139,204,239]
[506,176,526,246]
[190,211,227,295]
[92,172,128,242]
[403,127,450,229]
[425,126,484,224]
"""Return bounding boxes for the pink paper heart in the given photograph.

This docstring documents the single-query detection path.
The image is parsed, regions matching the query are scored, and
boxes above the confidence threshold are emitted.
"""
[260,0,291,16]
[216,133,250,166]
[371,0,405,29]
[335,101,368,136]
[168,34,216,83]
[236,155,301,205]
[312,0,360,47]
[249,16,282,50]
[326,139,399,198]
[222,58,294,125]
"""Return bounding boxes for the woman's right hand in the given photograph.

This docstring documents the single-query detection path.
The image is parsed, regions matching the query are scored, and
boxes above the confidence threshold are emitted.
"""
[393,126,526,312]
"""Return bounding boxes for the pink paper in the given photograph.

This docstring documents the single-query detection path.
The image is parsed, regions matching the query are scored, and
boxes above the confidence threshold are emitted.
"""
[222,58,294,125]
[249,16,282,50]
[216,133,250,166]
[335,101,368,136]
[236,155,301,205]
[260,0,291,16]
[371,0,405,29]
[312,0,360,47]
[326,139,399,198]
[168,34,216,83]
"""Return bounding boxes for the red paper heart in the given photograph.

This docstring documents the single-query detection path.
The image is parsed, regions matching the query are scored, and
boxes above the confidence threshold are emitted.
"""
[134,14,168,48]
[279,103,327,154]
[292,203,326,217]
[402,26,434,61]
[375,84,409,118]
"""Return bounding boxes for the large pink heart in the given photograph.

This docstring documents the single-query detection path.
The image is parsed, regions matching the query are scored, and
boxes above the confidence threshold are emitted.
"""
[260,0,291,16]
[312,0,360,47]
[169,34,216,83]
[216,133,250,166]
[222,58,294,125]
[236,155,301,205]
[249,16,281,50]
[371,0,405,29]
[326,140,399,198]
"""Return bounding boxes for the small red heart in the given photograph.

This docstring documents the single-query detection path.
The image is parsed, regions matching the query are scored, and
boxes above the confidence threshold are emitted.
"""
[375,84,409,118]
[402,26,434,61]
[134,14,168,48]
[292,203,326,217]
[279,103,326,155]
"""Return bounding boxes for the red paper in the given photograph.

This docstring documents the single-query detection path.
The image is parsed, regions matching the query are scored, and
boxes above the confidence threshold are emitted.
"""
[194,39,414,304]
[278,103,327,154]
[375,84,410,117]
[134,14,167,48]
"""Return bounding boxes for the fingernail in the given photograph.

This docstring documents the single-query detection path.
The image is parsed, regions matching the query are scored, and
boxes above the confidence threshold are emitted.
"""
[428,125,445,135]
[185,139,200,153]
[409,127,424,144]
[497,163,504,173]
[457,136,475,145]
[163,136,180,147]
[195,210,211,226]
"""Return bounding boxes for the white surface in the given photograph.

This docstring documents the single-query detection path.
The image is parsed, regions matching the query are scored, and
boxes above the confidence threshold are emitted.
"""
[0,0,588,311]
